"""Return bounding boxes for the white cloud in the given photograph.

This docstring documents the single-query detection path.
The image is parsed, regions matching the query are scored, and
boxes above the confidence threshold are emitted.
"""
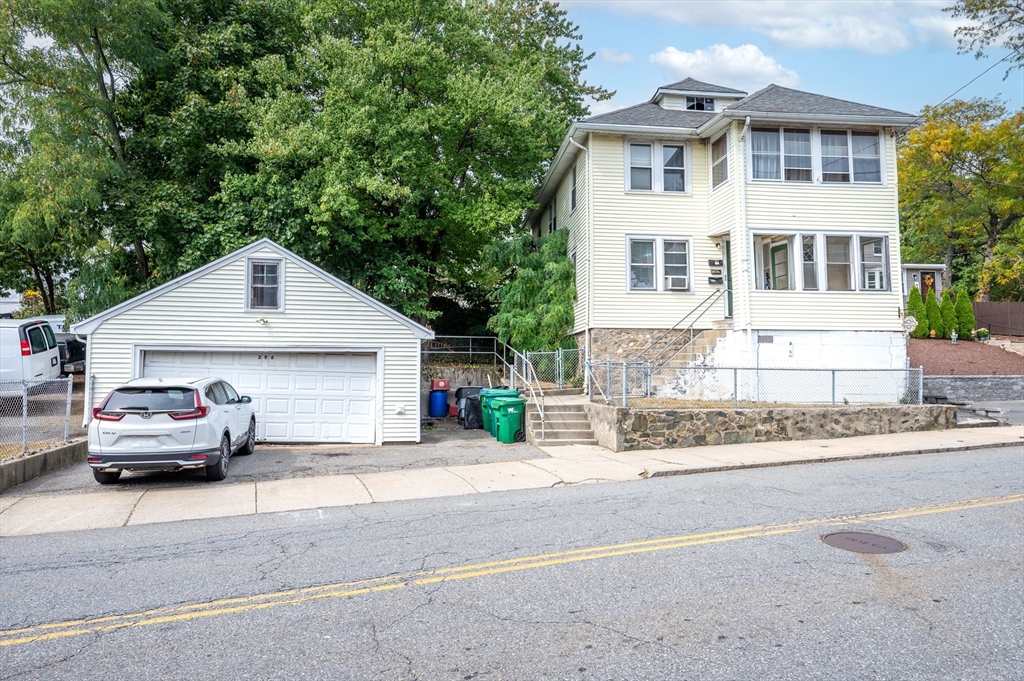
[650,44,800,92]
[568,1,952,55]
[597,47,634,64]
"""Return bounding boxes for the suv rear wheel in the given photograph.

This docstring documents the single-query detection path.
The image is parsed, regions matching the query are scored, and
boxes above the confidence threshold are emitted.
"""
[206,436,230,481]
[93,469,122,485]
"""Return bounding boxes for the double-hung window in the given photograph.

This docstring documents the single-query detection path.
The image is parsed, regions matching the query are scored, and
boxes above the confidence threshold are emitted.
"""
[752,128,812,181]
[629,144,653,191]
[628,237,690,291]
[711,134,728,188]
[570,163,577,212]
[825,236,853,291]
[627,142,688,193]
[851,132,882,182]
[547,205,556,233]
[859,236,887,289]
[248,259,282,310]
[801,236,818,290]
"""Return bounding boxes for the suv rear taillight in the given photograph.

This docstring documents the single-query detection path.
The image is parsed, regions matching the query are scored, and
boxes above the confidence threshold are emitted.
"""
[93,408,125,422]
[20,340,30,356]
[169,390,210,420]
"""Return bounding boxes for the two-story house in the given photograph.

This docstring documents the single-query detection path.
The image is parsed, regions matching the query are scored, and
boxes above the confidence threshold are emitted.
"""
[529,78,918,373]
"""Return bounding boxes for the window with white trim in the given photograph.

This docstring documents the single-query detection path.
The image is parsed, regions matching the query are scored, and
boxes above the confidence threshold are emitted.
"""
[825,236,853,290]
[570,163,577,212]
[547,205,556,233]
[753,232,889,292]
[627,237,691,291]
[711,134,728,188]
[628,144,653,191]
[627,142,689,193]
[686,96,714,111]
[752,127,811,181]
[751,128,883,184]
[248,259,282,310]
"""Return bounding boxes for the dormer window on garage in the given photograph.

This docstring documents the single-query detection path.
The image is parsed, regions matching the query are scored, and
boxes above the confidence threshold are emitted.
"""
[686,96,714,111]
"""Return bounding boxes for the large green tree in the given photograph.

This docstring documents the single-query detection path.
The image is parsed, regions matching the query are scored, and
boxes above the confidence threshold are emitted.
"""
[217,0,605,321]
[898,99,1024,301]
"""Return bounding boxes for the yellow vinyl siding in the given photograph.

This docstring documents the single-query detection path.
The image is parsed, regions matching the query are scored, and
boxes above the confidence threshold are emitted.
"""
[85,247,421,443]
[708,121,741,236]
[589,133,723,329]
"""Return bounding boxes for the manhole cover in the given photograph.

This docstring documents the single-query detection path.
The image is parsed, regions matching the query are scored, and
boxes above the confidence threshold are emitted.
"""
[822,532,907,554]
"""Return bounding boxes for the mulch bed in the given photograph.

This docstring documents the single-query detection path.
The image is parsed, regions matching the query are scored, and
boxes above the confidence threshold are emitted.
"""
[908,338,1024,376]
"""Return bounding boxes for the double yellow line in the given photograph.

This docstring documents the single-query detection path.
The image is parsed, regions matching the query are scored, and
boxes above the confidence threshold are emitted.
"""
[2,493,1021,648]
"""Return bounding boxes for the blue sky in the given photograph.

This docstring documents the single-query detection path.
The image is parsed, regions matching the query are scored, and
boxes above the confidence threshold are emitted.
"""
[560,0,1023,116]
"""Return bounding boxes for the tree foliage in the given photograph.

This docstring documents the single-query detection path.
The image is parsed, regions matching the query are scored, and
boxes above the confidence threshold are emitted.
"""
[487,229,575,351]
[898,99,1024,301]
[940,291,958,339]
[906,285,929,338]
[1,0,603,326]
[955,287,977,337]
[945,0,1024,75]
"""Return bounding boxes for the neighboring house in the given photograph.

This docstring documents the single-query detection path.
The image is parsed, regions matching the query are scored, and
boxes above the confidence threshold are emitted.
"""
[900,264,946,305]
[529,78,919,371]
[73,239,433,445]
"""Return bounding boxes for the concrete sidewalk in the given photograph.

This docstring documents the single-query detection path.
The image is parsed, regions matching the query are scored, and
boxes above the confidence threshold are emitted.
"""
[1,427,1021,537]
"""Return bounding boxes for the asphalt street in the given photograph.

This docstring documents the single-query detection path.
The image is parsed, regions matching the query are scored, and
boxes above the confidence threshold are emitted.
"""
[1,445,1022,680]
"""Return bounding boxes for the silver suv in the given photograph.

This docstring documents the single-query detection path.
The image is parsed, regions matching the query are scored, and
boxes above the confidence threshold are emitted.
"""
[87,377,257,484]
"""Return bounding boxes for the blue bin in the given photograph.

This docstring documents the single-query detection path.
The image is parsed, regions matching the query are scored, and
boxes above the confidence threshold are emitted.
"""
[428,390,449,418]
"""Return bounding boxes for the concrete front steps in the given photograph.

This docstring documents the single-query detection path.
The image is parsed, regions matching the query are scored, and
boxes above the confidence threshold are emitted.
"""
[526,400,597,446]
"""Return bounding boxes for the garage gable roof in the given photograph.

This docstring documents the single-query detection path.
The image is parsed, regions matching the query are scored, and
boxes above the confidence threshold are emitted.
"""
[72,239,435,339]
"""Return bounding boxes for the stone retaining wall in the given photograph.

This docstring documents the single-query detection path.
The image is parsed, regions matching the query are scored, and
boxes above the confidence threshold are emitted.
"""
[583,404,956,452]
[575,328,693,362]
[922,375,1023,402]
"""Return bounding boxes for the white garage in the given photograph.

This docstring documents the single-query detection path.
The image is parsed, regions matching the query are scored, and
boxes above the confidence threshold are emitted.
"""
[74,239,433,445]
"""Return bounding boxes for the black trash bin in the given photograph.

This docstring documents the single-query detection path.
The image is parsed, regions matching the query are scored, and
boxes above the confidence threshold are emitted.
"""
[455,386,484,423]
[463,394,484,430]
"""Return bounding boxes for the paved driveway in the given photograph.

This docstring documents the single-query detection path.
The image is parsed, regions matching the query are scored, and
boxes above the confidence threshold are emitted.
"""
[3,418,544,497]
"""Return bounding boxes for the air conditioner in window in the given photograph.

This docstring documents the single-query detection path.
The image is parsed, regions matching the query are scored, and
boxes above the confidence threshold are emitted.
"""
[666,276,689,290]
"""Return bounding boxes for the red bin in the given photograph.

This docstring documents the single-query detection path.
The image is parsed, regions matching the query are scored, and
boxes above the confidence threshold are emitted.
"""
[431,378,451,391]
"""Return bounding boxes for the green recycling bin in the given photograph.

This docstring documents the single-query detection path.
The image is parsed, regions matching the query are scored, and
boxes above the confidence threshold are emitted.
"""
[481,389,519,437]
[492,397,527,444]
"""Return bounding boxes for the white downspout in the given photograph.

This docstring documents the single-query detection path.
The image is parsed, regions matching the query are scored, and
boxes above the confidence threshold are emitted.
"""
[739,116,754,361]
[569,135,593,388]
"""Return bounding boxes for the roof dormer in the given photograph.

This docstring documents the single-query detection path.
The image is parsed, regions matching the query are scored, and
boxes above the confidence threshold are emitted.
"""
[652,77,747,111]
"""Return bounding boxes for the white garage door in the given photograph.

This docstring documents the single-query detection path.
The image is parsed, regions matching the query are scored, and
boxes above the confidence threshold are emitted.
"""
[141,350,377,444]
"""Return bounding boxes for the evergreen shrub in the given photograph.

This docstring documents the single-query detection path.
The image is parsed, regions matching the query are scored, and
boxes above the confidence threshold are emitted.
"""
[925,289,943,339]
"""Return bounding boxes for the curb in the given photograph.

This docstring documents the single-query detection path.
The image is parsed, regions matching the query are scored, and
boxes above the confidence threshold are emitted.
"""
[1,440,89,493]
[645,439,1023,479]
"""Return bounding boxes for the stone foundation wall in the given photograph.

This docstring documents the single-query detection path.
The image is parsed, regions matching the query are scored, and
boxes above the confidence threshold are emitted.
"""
[922,375,1023,402]
[575,328,694,362]
[583,403,956,452]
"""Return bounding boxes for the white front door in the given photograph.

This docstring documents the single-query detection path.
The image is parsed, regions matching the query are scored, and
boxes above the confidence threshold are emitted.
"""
[141,350,377,444]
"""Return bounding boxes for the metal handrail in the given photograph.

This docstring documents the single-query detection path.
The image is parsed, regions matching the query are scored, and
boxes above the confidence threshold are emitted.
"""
[631,289,725,364]
[651,289,725,368]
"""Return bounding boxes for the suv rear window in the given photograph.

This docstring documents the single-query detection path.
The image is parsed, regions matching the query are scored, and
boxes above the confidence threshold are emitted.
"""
[104,388,196,412]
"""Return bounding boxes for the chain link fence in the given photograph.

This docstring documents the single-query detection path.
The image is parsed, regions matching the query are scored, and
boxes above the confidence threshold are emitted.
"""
[0,377,75,459]
[526,348,584,389]
[586,362,924,408]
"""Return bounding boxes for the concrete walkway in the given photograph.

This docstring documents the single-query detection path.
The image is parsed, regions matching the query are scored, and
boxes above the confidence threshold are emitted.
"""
[1,427,1020,537]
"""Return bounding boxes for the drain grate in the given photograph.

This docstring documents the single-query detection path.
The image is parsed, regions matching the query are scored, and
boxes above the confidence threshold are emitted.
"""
[822,531,907,554]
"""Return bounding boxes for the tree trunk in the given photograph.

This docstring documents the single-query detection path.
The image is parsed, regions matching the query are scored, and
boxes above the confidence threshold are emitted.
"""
[134,236,150,282]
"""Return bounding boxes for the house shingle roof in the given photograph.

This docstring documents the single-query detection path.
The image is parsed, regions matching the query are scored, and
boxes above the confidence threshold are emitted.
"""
[725,84,913,118]
[582,102,715,128]
[658,77,747,95]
